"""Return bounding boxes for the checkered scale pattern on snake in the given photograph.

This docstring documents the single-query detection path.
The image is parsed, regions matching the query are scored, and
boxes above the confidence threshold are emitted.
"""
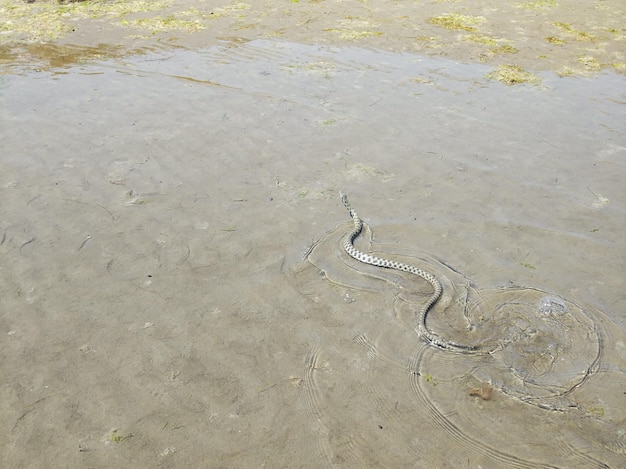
[340,193,479,353]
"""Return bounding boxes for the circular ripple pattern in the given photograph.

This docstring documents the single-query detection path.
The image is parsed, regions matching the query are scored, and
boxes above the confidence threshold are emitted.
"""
[337,194,601,409]
[427,286,601,410]
[301,209,614,465]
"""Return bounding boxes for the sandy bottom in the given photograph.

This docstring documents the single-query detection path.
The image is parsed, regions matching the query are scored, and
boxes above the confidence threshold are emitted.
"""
[1,3,626,468]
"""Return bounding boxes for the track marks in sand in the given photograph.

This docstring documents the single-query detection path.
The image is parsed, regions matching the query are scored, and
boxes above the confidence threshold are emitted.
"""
[302,345,333,466]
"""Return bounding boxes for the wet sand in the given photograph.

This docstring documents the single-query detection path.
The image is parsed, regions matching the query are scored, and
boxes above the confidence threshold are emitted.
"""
[1,0,624,76]
[1,2,626,468]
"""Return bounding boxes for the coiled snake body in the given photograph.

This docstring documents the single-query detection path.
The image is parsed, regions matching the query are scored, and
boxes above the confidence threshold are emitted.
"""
[340,193,479,353]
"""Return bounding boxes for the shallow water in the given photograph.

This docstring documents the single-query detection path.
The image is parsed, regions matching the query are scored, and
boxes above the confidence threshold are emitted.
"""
[1,40,625,467]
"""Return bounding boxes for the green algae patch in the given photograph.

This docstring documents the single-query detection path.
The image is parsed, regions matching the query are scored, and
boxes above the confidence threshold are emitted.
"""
[324,17,383,41]
[551,22,596,41]
[545,36,565,45]
[324,28,383,40]
[1,1,75,42]
[491,44,519,54]
[556,55,617,77]
[70,0,171,18]
[209,2,250,18]
[428,14,486,32]
[105,428,133,444]
[120,13,206,34]
[515,0,557,9]
[0,0,174,43]
[462,34,497,46]
[462,33,519,51]
[577,55,602,72]
[556,66,576,77]
[486,64,541,85]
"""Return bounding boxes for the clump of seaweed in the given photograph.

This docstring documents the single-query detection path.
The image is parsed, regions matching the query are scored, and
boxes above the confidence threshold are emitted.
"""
[515,0,557,9]
[120,15,206,33]
[0,0,211,43]
[490,44,519,54]
[462,34,497,46]
[551,22,596,41]
[545,36,565,44]
[324,18,383,40]
[577,55,602,72]
[556,66,576,77]
[428,13,485,32]
[105,428,132,443]
[462,34,519,60]
[323,28,383,40]
[486,64,540,85]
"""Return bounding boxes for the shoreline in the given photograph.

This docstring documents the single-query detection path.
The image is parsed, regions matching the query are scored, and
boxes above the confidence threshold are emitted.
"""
[1,0,624,78]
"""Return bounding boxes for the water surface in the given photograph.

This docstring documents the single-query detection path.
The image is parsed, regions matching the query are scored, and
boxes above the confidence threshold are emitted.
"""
[1,40,625,467]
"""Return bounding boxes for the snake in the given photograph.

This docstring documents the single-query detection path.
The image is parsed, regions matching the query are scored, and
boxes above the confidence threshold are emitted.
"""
[340,193,480,353]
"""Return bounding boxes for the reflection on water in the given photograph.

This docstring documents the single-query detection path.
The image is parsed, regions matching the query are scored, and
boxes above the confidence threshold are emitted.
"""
[1,40,624,467]
[0,42,153,75]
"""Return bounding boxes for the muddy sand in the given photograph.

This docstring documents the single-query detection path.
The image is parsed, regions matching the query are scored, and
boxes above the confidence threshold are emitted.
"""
[1,1,625,468]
